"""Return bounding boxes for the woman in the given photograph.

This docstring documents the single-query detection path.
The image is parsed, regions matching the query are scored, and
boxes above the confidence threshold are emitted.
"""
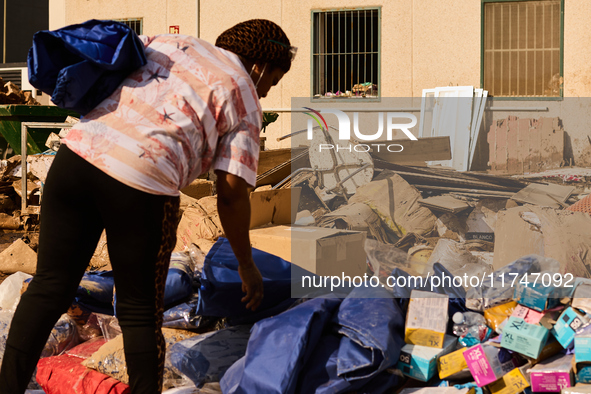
[0,19,293,393]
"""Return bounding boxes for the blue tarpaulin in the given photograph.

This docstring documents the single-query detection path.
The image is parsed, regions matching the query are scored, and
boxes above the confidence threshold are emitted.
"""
[28,19,147,115]
[197,238,304,321]
[169,325,253,388]
[221,287,405,394]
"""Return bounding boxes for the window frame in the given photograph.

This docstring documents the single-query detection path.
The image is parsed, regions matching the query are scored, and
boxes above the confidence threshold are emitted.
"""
[480,0,564,100]
[114,17,144,36]
[310,7,382,102]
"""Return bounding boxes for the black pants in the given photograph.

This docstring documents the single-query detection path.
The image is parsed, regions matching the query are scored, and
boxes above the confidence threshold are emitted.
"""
[0,145,180,394]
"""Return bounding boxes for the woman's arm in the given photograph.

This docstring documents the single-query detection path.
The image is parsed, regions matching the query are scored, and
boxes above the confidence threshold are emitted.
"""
[215,170,263,311]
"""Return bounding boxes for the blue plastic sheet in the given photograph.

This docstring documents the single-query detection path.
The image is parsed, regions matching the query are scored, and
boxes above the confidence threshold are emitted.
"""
[164,252,195,309]
[297,287,405,394]
[74,271,115,315]
[168,325,252,388]
[221,297,342,394]
[28,19,147,115]
[197,238,301,320]
[221,287,405,394]
[80,252,194,318]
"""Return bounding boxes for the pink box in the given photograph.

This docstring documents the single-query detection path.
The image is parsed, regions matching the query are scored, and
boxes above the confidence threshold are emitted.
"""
[511,304,544,324]
[530,371,572,392]
[463,344,515,387]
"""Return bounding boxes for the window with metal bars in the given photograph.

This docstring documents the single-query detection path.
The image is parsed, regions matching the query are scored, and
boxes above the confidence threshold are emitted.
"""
[482,0,563,97]
[114,18,143,36]
[312,8,380,99]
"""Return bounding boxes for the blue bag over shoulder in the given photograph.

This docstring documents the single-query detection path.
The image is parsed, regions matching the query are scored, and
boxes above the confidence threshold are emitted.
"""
[27,19,147,115]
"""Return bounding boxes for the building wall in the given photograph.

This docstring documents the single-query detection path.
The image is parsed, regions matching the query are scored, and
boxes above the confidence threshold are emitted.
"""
[54,0,591,165]
[58,0,197,37]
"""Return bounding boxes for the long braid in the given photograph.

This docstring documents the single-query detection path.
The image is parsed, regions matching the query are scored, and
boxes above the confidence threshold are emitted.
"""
[215,19,292,72]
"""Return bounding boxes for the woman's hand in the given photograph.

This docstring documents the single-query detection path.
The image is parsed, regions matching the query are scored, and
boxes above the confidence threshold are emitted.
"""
[216,170,264,311]
[238,260,264,311]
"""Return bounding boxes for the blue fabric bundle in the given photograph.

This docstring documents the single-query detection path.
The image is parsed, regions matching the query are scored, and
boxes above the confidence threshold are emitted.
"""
[197,238,306,321]
[221,286,405,394]
[168,325,253,388]
[163,252,195,309]
[74,271,115,315]
[27,19,147,115]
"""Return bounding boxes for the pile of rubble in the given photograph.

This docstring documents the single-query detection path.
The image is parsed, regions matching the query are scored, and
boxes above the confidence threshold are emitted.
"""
[0,133,590,393]
[0,77,40,105]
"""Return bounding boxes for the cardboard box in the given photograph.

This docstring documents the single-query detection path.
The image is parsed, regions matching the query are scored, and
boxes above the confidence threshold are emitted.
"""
[438,347,469,379]
[249,225,367,277]
[399,388,469,394]
[397,335,457,381]
[563,383,591,394]
[531,356,574,392]
[511,304,544,325]
[463,344,517,387]
[552,307,589,349]
[500,317,549,359]
[528,353,574,392]
[249,188,301,229]
[487,367,530,394]
[526,335,565,366]
[484,301,517,333]
[513,281,560,312]
[576,324,591,363]
[180,179,214,200]
[405,290,449,348]
[573,281,591,315]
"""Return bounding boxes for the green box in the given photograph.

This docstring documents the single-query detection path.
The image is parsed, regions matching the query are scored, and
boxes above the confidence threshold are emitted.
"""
[501,316,549,359]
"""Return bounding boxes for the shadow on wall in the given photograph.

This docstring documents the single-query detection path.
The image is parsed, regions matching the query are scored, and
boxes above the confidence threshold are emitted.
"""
[470,108,493,172]
[563,127,575,166]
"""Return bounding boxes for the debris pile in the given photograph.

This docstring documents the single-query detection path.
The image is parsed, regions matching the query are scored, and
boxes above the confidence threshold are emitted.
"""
[0,112,590,392]
[0,77,40,105]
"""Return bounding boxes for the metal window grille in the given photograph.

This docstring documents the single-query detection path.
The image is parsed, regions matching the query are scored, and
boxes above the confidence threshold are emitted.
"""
[483,0,562,97]
[115,18,143,36]
[312,8,380,99]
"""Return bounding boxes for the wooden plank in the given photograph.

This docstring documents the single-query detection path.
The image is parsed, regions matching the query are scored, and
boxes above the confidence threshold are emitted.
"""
[257,147,306,175]
[369,136,451,163]
[414,184,514,198]
[511,183,575,208]
[418,195,471,213]
[256,149,310,187]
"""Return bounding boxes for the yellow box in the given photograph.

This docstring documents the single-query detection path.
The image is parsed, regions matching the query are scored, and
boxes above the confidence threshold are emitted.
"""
[405,290,449,348]
[484,301,517,332]
[488,368,530,394]
[438,347,469,379]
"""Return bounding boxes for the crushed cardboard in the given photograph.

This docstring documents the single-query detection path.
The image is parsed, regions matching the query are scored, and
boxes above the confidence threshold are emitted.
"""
[493,206,591,277]
[349,171,438,239]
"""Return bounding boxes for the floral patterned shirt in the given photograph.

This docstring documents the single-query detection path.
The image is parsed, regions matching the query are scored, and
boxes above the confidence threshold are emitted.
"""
[63,34,261,196]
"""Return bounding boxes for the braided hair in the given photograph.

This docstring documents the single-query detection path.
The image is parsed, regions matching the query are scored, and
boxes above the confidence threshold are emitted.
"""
[216,19,292,73]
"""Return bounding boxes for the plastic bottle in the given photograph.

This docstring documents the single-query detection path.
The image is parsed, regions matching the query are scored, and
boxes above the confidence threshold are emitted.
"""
[452,311,492,347]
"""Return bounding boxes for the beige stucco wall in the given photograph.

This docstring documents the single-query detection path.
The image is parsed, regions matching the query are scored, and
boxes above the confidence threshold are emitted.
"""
[59,0,197,37]
[53,0,591,165]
